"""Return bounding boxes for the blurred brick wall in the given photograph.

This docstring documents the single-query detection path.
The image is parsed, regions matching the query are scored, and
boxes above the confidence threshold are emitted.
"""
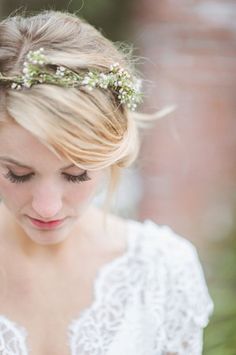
[131,0,236,242]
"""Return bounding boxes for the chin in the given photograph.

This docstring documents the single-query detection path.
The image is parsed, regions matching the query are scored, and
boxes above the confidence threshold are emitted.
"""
[27,225,73,246]
[17,215,76,246]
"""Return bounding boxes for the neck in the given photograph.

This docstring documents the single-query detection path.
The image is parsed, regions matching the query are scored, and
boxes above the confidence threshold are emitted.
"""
[0,203,106,265]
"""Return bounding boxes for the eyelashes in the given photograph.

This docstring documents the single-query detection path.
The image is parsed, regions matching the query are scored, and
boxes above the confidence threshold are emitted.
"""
[62,171,91,183]
[4,170,34,184]
[4,169,91,184]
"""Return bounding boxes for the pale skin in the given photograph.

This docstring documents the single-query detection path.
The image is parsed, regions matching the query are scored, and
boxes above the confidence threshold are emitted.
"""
[0,122,128,355]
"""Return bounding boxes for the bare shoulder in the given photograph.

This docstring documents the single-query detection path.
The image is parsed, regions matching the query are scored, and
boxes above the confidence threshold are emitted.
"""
[106,211,128,232]
[87,206,129,255]
[104,212,129,257]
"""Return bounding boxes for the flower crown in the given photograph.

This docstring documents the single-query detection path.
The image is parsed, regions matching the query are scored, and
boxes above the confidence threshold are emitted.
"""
[0,47,143,111]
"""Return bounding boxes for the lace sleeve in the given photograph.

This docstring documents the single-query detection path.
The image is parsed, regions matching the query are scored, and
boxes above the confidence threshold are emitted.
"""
[143,221,214,355]
[158,225,214,355]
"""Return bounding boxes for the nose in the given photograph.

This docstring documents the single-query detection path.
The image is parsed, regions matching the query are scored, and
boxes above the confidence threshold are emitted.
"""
[31,180,63,219]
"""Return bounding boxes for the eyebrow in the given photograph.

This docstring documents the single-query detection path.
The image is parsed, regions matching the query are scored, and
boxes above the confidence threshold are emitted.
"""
[0,156,75,170]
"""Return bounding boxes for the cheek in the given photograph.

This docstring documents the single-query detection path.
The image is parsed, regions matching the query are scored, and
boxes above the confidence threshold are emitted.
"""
[65,177,103,206]
[0,177,29,210]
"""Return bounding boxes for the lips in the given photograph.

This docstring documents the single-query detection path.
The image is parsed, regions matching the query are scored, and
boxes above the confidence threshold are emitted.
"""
[32,217,64,223]
[28,216,66,229]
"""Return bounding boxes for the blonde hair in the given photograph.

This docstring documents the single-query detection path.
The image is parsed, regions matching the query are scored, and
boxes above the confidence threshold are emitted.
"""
[0,9,163,214]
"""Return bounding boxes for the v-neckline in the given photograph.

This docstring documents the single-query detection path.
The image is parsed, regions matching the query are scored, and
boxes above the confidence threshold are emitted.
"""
[0,218,140,355]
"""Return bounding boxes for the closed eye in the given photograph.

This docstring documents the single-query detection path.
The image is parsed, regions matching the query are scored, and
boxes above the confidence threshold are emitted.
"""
[62,171,91,183]
[3,169,91,184]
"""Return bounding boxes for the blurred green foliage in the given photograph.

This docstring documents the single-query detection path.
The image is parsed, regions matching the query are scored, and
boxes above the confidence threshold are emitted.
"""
[203,226,236,355]
[0,0,134,41]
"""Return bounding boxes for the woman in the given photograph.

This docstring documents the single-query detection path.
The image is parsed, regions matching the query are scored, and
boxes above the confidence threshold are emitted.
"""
[0,9,213,355]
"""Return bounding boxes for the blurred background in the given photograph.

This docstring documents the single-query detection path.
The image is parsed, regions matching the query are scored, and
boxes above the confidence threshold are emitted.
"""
[1,0,236,354]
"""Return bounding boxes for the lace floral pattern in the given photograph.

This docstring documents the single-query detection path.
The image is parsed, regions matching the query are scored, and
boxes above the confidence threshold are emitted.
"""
[143,222,214,354]
[0,219,214,355]
[0,316,28,355]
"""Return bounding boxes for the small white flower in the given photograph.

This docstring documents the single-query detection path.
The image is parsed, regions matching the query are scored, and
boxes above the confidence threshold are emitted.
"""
[24,82,32,88]
[11,82,18,89]
[82,77,90,84]
[56,69,64,77]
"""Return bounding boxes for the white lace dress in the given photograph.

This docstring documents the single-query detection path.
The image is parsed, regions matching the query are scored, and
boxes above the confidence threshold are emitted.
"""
[0,219,214,355]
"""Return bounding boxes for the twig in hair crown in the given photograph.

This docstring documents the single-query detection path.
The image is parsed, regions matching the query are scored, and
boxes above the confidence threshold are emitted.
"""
[0,47,143,111]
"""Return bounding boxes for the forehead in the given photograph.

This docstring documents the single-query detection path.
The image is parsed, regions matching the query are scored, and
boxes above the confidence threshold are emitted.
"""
[0,122,65,166]
[0,122,51,151]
